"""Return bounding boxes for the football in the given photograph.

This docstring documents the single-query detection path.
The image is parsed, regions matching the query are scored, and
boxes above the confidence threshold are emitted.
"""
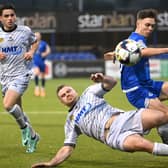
[115,39,141,66]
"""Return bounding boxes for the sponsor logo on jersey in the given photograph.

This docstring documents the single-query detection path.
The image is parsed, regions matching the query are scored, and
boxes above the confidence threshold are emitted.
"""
[75,103,92,124]
[8,36,14,41]
[1,46,22,55]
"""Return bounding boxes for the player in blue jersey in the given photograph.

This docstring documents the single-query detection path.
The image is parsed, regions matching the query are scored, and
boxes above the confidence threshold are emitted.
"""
[32,73,168,168]
[33,32,51,97]
[0,3,39,153]
[104,9,168,144]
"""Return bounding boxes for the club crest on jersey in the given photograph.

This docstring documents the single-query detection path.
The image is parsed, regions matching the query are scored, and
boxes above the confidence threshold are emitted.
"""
[69,115,74,121]
[0,38,4,43]
[1,46,22,55]
[75,103,92,124]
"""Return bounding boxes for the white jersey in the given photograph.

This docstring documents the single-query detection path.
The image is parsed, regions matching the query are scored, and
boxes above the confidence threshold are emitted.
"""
[0,25,36,84]
[64,83,125,146]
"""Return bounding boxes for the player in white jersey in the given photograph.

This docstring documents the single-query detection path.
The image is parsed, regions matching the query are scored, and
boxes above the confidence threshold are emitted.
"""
[0,3,39,153]
[32,73,168,167]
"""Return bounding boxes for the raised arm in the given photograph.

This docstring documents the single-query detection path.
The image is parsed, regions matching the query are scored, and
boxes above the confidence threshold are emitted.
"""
[90,73,117,91]
[31,145,74,168]
[141,47,168,57]
[104,51,116,63]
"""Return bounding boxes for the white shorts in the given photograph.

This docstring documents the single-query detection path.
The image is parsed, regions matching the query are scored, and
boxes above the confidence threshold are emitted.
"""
[106,109,147,151]
[1,74,31,96]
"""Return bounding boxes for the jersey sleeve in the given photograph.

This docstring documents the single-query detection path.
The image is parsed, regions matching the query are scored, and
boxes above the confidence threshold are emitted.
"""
[64,118,80,147]
[137,39,147,50]
[24,26,36,44]
[84,83,108,98]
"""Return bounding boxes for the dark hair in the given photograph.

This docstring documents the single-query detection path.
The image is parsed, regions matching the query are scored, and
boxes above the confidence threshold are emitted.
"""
[0,3,16,16]
[137,9,157,21]
[56,84,66,96]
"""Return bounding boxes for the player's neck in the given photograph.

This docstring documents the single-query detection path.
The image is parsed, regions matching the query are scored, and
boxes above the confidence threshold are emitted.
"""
[68,97,79,112]
[2,24,17,32]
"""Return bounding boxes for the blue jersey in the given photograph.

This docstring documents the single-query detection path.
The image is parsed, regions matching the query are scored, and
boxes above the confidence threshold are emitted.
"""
[121,32,152,93]
[33,40,48,72]
[33,40,48,63]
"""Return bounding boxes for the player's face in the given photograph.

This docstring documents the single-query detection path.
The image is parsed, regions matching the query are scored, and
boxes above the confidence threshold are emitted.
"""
[58,86,78,107]
[136,18,156,37]
[0,9,16,31]
[35,32,42,42]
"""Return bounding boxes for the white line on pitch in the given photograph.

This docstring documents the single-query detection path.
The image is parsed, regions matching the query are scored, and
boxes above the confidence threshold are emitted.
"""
[0,111,67,114]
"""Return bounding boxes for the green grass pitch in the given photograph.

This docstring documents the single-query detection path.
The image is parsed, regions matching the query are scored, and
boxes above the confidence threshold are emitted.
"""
[0,78,167,168]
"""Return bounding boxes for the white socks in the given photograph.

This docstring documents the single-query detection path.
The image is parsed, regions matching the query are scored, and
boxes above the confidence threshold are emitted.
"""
[153,142,168,156]
[9,104,27,129]
[9,104,36,138]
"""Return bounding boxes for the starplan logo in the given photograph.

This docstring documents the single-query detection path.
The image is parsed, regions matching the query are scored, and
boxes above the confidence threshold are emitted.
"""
[78,11,168,32]
[17,13,56,32]
[78,12,135,31]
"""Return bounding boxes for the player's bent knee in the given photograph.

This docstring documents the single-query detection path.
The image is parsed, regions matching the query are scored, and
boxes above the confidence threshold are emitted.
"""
[3,101,13,112]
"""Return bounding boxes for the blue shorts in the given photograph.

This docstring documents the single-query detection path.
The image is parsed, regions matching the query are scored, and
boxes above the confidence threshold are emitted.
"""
[33,61,46,73]
[33,54,46,73]
[126,80,163,108]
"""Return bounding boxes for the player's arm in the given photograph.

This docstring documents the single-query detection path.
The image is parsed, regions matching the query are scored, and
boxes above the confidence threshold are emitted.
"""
[31,145,74,168]
[0,52,6,60]
[104,51,116,63]
[90,73,117,91]
[42,44,51,57]
[24,40,39,60]
[141,47,168,57]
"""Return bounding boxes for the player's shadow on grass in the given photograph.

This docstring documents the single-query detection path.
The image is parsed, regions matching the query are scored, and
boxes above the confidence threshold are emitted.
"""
[65,159,168,168]
[67,159,114,167]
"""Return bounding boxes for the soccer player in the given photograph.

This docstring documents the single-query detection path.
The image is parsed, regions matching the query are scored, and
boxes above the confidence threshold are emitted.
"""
[104,8,168,144]
[0,3,39,153]
[33,32,51,97]
[32,73,168,167]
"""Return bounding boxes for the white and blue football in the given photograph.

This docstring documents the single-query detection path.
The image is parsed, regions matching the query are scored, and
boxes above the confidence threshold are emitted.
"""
[115,39,141,66]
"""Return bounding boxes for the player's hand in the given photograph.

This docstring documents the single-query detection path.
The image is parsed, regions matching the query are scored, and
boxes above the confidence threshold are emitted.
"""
[90,73,104,83]
[104,51,116,63]
[31,162,54,168]
[23,51,34,60]
[0,52,6,60]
